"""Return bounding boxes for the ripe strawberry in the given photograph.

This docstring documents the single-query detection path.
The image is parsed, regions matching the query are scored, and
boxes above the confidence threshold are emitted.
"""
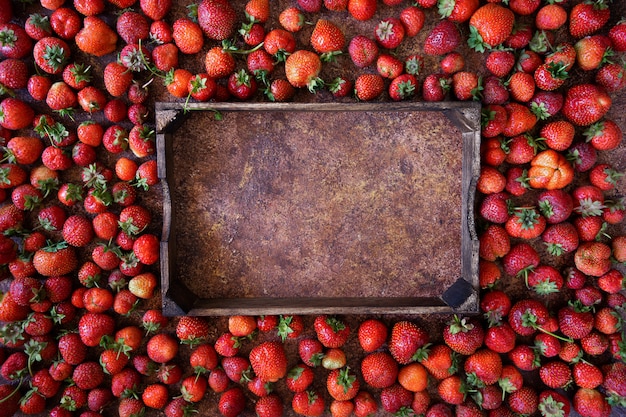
[477,165,506,195]
[437,375,465,405]
[357,318,387,352]
[464,348,502,386]
[176,316,209,347]
[558,301,594,340]
[256,394,284,417]
[0,97,35,130]
[443,316,483,355]
[584,119,622,151]
[424,20,461,55]
[569,1,610,38]
[166,68,193,99]
[104,62,133,97]
[574,241,611,277]
[486,49,515,78]
[380,383,413,413]
[596,62,626,93]
[74,16,117,57]
[310,19,345,60]
[173,18,204,55]
[478,224,510,262]
[348,0,376,21]
[198,0,237,41]
[116,11,149,45]
[348,35,378,68]
[285,50,323,92]
[400,6,425,37]
[422,73,451,102]
[468,4,515,52]
[286,364,314,393]
[389,321,429,364]
[375,18,404,49]
[298,338,323,367]
[327,367,359,401]
[361,351,398,388]
[508,386,538,415]
[573,361,604,389]
[539,361,572,389]
[0,58,28,91]
[536,4,568,30]
[292,390,325,417]
[562,84,611,126]
[438,0,479,22]
[505,207,546,239]
[503,102,536,137]
[414,344,456,380]
[0,23,32,59]
[249,341,287,383]
[314,316,350,348]
[354,74,384,101]
[279,7,305,33]
[452,71,481,101]
[481,106,507,140]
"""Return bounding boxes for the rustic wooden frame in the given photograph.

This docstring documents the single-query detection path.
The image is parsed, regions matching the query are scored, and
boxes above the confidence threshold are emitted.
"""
[156,102,481,316]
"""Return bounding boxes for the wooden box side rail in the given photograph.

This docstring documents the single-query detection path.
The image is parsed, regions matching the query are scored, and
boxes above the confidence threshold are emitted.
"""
[156,102,481,316]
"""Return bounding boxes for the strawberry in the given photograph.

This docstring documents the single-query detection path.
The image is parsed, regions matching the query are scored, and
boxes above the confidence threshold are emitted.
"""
[481,105,507,139]
[285,50,323,92]
[146,333,179,364]
[502,103,536,138]
[479,224,510,261]
[116,11,149,45]
[0,98,35,130]
[327,367,359,401]
[249,341,287,383]
[452,71,481,101]
[575,35,612,72]
[574,241,611,277]
[287,364,314,392]
[439,0,480,22]
[464,348,502,386]
[348,35,379,68]
[103,62,133,97]
[536,4,567,30]
[422,73,451,101]
[440,52,464,75]
[313,316,350,348]
[589,163,623,191]
[508,386,538,415]
[198,0,237,41]
[74,16,117,58]
[173,18,204,55]
[573,362,604,389]
[584,119,622,151]
[256,394,284,417]
[596,62,626,93]
[0,0,12,24]
[298,0,322,13]
[0,58,28,91]
[485,49,515,78]
[389,320,429,364]
[374,18,405,49]
[539,361,572,389]
[354,74,384,101]
[127,272,156,299]
[292,390,325,417]
[540,120,575,152]
[468,4,515,52]
[437,375,465,405]
[279,7,305,33]
[133,233,159,265]
[376,54,403,79]
[222,356,252,384]
[357,318,387,352]
[400,6,425,37]
[310,19,345,60]
[33,241,77,276]
[542,222,579,257]
[424,20,461,55]
[348,0,376,21]
[176,317,209,347]
[558,301,594,340]
[562,83,611,126]
[380,383,413,413]
[443,316,483,355]
[78,312,115,347]
[0,23,32,59]
[227,69,257,100]
[477,165,506,195]
[360,351,398,388]
[569,1,610,38]
[573,389,611,417]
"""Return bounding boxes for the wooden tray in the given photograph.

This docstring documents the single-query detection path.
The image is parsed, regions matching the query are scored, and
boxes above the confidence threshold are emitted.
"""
[156,102,481,316]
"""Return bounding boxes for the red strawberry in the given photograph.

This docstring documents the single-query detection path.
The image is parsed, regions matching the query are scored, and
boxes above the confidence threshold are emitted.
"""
[536,4,568,30]
[584,119,622,151]
[573,388,611,417]
[285,50,323,92]
[219,387,246,416]
[310,20,344,60]
[374,18,405,49]
[249,341,287,383]
[313,316,350,348]
[452,71,481,101]
[360,351,398,388]
[422,73,451,101]
[503,102,536,137]
[357,319,387,352]
[175,316,209,347]
[478,224,510,261]
[424,20,461,55]
[0,23,32,59]
[400,6,425,37]
[596,62,626,93]
[380,383,412,413]
[327,367,359,401]
[348,0,376,21]
[468,4,515,52]
[287,364,314,393]
[437,0,479,22]
[486,49,515,78]
[173,18,204,55]
[558,301,594,340]
[389,321,429,364]
[354,74,384,101]
[256,394,284,417]
[298,338,323,367]
[569,1,610,38]
[198,0,237,41]
[292,390,325,417]
[418,344,457,380]
[443,316,484,355]
[508,386,538,415]
[104,62,133,97]
[348,35,378,68]
[562,84,611,126]
[0,98,35,130]
[539,361,572,389]
[575,241,611,277]
[464,348,502,386]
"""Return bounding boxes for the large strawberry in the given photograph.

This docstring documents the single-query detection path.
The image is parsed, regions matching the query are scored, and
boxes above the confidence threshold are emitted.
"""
[284,50,323,92]
[314,315,350,348]
[558,301,594,340]
[424,20,461,55]
[33,241,77,276]
[443,316,484,355]
[569,1,610,39]
[249,341,287,383]
[0,98,34,130]
[198,0,237,41]
[389,321,429,364]
[468,4,515,52]
[310,19,344,61]
[562,83,611,126]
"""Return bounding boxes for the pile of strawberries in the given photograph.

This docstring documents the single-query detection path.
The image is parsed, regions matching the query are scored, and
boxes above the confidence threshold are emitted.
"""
[0,0,625,415]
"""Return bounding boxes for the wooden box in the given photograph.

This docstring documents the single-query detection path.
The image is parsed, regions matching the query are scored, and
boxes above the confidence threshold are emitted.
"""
[156,102,481,316]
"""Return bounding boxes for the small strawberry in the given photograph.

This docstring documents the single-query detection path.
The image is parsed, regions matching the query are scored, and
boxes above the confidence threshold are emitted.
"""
[443,316,484,355]
[348,0,377,21]
[360,351,398,388]
[354,74,384,101]
[348,35,378,68]
[424,20,461,55]
[374,18,405,49]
